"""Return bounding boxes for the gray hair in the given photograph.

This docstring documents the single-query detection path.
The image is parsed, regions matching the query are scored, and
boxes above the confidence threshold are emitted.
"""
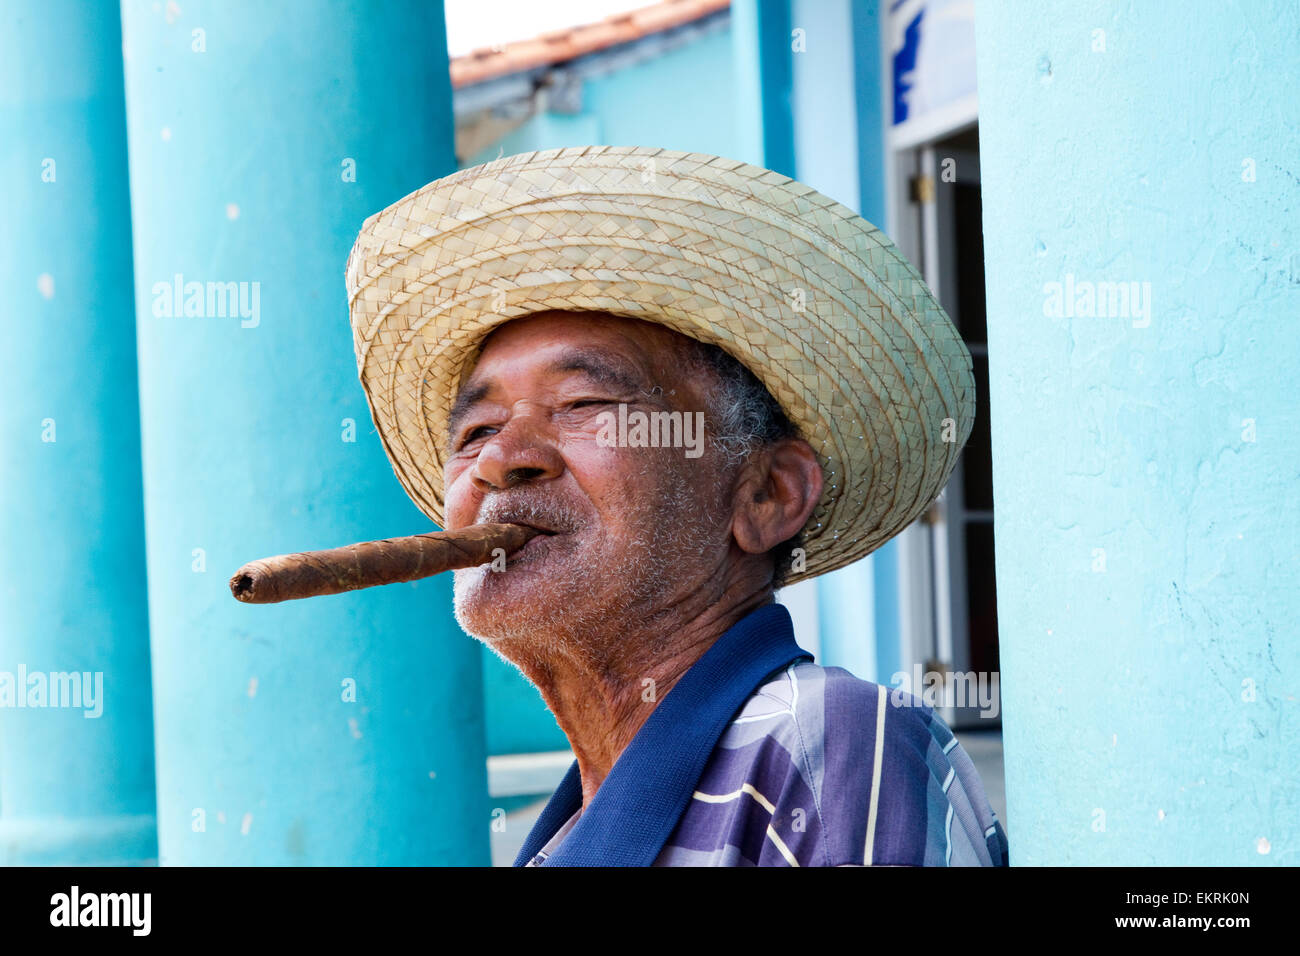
[684,339,808,591]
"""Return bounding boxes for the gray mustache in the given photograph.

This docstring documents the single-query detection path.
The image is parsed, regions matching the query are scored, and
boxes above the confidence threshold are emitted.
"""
[476,495,583,535]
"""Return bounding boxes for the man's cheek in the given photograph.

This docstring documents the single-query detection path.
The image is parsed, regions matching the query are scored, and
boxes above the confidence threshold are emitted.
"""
[442,465,478,526]
[580,446,669,514]
[560,434,625,483]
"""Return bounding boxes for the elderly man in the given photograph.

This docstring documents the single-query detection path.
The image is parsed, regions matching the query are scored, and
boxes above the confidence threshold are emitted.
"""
[345,146,1008,867]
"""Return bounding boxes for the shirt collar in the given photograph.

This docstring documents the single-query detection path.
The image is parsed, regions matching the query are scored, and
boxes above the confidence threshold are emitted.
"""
[513,601,811,867]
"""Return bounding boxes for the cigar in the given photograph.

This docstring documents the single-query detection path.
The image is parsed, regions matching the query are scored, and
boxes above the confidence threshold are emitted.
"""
[229,522,541,604]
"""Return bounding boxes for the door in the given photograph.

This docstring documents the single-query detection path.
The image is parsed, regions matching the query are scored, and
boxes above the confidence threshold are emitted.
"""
[896,125,1002,730]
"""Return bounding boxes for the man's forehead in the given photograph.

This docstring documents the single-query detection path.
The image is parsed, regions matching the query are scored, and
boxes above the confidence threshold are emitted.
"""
[462,313,695,387]
[478,310,686,356]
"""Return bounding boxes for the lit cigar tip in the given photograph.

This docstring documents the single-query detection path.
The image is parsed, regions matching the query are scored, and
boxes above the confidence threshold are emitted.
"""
[230,569,261,603]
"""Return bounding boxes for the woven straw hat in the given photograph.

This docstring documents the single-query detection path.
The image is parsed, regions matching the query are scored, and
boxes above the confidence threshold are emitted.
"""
[346,146,973,586]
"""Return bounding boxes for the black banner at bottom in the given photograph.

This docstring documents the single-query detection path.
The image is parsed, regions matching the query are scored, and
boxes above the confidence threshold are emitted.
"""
[0,864,1276,941]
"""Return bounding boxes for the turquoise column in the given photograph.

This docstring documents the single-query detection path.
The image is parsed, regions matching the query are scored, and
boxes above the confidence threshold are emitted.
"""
[120,0,489,864]
[0,0,157,864]
[975,0,1299,864]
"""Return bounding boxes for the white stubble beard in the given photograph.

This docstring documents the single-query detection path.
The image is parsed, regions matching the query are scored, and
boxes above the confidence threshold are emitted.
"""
[450,454,732,669]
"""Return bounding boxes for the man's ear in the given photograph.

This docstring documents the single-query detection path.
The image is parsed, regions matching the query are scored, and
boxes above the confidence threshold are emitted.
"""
[731,438,824,556]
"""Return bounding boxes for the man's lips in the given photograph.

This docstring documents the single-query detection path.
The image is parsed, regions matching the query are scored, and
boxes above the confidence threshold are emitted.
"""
[503,519,561,536]
[497,521,562,561]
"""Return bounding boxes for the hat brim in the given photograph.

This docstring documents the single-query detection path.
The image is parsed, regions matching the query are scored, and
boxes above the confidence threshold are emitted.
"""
[346,146,973,586]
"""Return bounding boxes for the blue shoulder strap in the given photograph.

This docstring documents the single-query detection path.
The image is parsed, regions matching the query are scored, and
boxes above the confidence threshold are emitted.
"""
[513,602,810,867]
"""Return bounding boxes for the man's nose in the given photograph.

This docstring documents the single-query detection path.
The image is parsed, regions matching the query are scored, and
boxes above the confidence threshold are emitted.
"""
[469,414,564,492]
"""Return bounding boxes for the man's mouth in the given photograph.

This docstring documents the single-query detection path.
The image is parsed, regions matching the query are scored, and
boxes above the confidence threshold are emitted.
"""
[493,519,564,562]
[504,519,560,536]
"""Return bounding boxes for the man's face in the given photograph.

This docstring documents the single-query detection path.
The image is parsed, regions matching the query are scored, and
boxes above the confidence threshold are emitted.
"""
[443,311,735,653]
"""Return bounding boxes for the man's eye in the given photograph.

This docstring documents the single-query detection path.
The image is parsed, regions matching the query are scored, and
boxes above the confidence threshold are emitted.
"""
[459,425,496,447]
[571,399,614,409]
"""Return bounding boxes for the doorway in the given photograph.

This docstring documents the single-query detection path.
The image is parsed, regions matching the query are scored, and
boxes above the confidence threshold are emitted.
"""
[889,123,1001,731]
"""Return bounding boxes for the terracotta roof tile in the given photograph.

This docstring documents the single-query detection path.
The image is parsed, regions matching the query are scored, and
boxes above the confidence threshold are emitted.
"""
[451,0,730,89]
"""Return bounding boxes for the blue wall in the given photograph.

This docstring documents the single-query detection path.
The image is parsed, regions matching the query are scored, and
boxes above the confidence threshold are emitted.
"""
[468,22,739,167]
[975,0,1299,864]
[730,0,793,175]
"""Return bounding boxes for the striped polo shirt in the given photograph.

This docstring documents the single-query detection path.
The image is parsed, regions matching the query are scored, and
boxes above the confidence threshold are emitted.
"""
[516,602,1009,867]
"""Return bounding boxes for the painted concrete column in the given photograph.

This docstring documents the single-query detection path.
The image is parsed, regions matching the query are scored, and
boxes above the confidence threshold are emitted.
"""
[120,0,489,864]
[974,1,1299,864]
[0,0,157,864]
